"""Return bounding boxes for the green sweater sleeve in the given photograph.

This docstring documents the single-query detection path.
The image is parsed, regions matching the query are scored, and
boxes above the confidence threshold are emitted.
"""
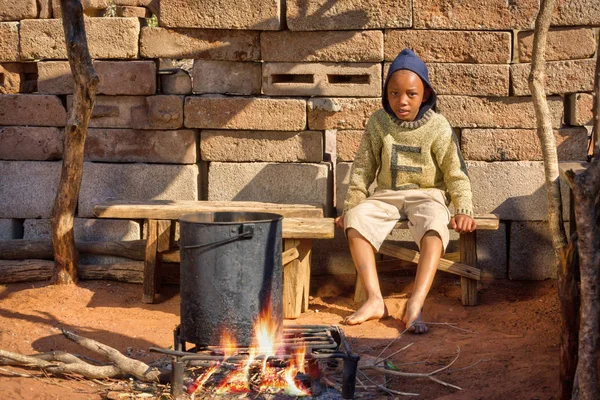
[343,121,382,214]
[432,125,474,217]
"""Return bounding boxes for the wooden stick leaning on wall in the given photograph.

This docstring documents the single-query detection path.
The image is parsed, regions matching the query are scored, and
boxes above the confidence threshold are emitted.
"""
[50,0,99,284]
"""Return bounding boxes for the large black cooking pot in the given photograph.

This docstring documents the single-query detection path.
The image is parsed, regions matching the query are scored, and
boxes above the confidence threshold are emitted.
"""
[178,212,283,347]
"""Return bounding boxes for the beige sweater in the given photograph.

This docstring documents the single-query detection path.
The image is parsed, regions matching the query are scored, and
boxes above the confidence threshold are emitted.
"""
[343,108,473,216]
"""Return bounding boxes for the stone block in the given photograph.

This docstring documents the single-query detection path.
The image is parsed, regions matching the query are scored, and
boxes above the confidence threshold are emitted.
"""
[0,95,66,127]
[69,95,183,129]
[0,22,19,62]
[566,93,593,126]
[477,222,507,280]
[0,161,61,218]
[52,0,111,18]
[140,27,260,61]
[85,128,197,164]
[467,161,547,221]
[116,6,151,18]
[200,130,322,162]
[384,30,511,64]
[437,95,563,129]
[0,0,37,21]
[24,218,140,241]
[38,0,52,18]
[0,219,20,240]
[511,59,596,96]
[261,30,383,62]
[286,0,411,30]
[185,96,306,131]
[38,61,156,95]
[461,127,588,162]
[0,63,23,94]
[78,162,199,217]
[413,0,537,30]
[193,61,261,95]
[384,63,509,96]
[517,28,596,62]
[312,227,354,276]
[308,98,380,130]
[20,18,139,60]
[337,130,363,162]
[263,63,381,97]
[160,0,280,29]
[553,0,600,26]
[0,127,63,161]
[160,70,192,95]
[509,221,557,280]
[207,162,329,208]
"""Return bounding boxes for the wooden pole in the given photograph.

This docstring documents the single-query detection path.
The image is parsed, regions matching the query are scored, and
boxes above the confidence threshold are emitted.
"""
[50,0,99,284]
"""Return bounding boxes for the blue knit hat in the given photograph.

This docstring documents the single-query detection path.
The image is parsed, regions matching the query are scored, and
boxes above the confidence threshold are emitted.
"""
[383,48,437,121]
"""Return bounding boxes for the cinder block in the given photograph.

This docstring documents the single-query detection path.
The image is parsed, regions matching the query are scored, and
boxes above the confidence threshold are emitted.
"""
[553,0,600,26]
[0,161,61,218]
[68,95,183,129]
[78,162,199,217]
[308,98,381,130]
[0,219,20,240]
[261,30,383,62]
[207,162,329,208]
[52,0,111,18]
[185,96,306,131]
[312,226,355,276]
[384,63,509,96]
[413,0,537,30]
[337,130,363,162]
[0,127,63,161]
[286,0,411,30]
[0,63,23,94]
[461,128,588,162]
[0,0,37,21]
[384,30,511,64]
[85,129,197,164]
[386,226,460,253]
[38,61,156,95]
[477,222,507,280]
[509,221,557,280]
[467,161,547,221]
[140,27,260,61]
[263,63,381,97]
[518,28,596,63]
[24,218,140,241]
[160,0,280,29]
[437,95,563,129]
[116,6,151,18]
[511,59,596,96]
[20,18,139,60]
[566,93,593,126]
[200,130,322,162]
[160,70,192,95]
[193,61,261,95]
[0,22,19,62]
[0,95,66,127]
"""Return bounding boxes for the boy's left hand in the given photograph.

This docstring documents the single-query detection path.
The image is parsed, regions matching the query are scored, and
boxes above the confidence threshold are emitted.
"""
[451,214,477,233]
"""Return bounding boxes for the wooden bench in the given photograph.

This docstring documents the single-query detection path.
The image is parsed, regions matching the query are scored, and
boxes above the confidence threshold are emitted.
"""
[94,200,334,319]
[354,214,500,306]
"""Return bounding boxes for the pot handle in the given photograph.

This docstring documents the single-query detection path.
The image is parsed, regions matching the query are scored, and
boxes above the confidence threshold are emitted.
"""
[181,224,255,250]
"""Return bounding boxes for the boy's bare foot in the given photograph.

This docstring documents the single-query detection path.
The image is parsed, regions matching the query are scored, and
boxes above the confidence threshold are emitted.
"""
[343,297,388,325]
[402,299,428,334]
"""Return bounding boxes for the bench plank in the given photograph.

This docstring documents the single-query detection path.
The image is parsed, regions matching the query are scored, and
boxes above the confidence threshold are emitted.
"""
[95,200,324,219]
[393,214,499,231]
[282,218,334,239]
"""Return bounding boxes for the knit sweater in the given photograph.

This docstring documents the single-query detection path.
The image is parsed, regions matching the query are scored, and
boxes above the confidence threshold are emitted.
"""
[343,108,474,217]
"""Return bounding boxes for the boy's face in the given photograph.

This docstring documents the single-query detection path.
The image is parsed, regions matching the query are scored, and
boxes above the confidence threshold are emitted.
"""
[386,70,431,122]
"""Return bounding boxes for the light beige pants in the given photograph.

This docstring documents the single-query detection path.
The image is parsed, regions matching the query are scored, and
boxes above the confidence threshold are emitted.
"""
[344,189,451,252]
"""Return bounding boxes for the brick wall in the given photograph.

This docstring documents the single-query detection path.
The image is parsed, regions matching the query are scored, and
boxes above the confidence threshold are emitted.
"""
[0,0,598,279]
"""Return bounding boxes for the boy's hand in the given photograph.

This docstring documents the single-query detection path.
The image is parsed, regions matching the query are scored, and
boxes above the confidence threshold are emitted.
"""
[451,214,477,233]
[335,216,345,230]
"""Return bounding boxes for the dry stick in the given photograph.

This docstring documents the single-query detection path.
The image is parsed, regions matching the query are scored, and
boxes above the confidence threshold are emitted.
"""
[425,322,478,334]
[445,358,485,374]
[389,343,442,368]
[358,369,419,397]
[0,366,34,378]
[374,326,412,363]
[61,329,160,382]
[375,342,414,365]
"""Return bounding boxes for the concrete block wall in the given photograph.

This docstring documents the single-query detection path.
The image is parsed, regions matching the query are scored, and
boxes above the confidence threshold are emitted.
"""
[0,0,597,279]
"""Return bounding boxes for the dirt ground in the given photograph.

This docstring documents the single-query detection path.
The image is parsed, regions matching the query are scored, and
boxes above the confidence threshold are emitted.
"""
[0,272,559,400]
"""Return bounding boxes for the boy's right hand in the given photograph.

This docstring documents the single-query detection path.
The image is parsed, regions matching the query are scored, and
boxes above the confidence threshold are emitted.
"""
[335,216,345,229]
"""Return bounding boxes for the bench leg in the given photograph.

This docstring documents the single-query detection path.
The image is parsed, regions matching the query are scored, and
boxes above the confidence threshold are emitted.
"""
[143,219,158,304]
[283,239,312,319]
[459,231,478,306]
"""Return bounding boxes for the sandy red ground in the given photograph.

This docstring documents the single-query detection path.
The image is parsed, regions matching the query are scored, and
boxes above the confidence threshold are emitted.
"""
[0,273,559,399]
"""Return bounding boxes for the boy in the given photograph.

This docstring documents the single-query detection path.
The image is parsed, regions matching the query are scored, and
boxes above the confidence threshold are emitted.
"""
[336,49,476,333]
